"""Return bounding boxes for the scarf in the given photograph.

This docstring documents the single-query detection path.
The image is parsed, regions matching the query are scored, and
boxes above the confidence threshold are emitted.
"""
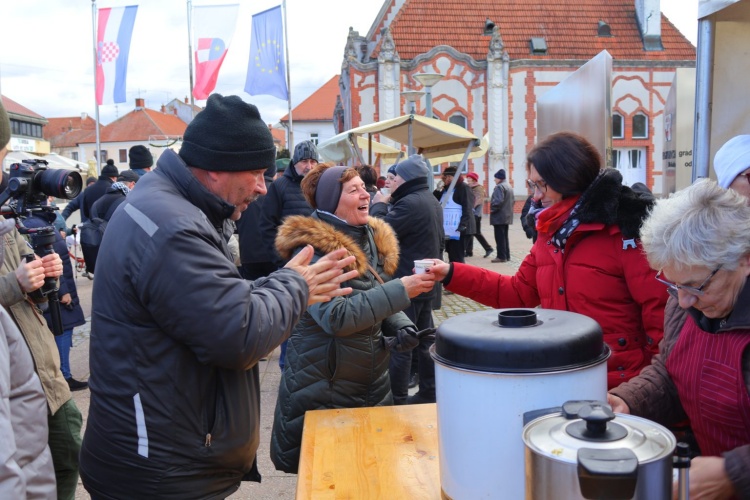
[535,195,580,237]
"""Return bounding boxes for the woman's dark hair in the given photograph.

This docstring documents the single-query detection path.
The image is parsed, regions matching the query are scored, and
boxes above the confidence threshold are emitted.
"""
[526,132,601,197]
[356,165,378,189]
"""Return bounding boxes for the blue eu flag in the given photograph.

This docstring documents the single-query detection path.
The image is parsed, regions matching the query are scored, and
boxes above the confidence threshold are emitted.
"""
[245,5,288,100]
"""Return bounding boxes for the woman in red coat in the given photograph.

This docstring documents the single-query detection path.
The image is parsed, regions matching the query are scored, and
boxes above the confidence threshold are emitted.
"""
[428,132,667,388]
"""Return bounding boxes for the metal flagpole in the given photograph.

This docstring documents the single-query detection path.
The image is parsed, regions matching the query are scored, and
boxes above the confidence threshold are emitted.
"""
[91,0,102,176]
[187,0,196,119]
[282,0,293,149]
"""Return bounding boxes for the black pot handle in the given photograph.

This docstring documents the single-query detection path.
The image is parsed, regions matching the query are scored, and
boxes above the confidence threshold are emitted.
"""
[577,447,638,500]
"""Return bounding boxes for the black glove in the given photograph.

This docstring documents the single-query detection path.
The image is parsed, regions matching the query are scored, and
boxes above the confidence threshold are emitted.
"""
[457,224,467,233]
[382,327,436,353]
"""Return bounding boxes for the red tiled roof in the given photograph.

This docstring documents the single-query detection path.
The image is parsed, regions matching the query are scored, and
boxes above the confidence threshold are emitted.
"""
[44,116,97,140]
[281,75,339,122]
[80,108,187,143]
[49,128,97,149]
[1,95,46,120]
[270,127,286,148]
[378,0,695,61]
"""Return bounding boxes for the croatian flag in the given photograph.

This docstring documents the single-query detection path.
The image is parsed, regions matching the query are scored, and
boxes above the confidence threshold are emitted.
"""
[96,5,138,106]
[192,4,239,100]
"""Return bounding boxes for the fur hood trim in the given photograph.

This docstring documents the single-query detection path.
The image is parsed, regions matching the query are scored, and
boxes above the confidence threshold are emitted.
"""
[275,215,400,276]
[576,168,655,239]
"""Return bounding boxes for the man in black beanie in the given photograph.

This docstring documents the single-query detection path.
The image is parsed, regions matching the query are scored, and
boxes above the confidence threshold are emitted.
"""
[79,94,358,499]
[128,145,153,177]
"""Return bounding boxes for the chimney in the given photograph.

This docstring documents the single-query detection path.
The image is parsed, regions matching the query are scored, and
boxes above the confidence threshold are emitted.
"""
[81,112,88,121]
[184,96,189,104]
[161,104,166,113]
[135,97,145,109]
[635,0,663,51]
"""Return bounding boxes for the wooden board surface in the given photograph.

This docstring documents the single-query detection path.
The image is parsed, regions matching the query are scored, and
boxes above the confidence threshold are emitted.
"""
[296,403,441,499]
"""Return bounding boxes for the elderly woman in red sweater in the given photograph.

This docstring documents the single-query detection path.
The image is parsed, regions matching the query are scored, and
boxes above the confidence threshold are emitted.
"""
[426,132,666,388]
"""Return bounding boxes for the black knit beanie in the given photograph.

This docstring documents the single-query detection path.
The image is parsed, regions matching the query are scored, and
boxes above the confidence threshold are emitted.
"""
[129,145,153,169]
[291,140,319,167]
[179,94,276,171]
[315,166,348,214]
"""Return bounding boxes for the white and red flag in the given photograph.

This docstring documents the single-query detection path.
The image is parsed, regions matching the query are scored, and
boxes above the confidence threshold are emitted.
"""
[96,5,138,105]
[192,4,240,100]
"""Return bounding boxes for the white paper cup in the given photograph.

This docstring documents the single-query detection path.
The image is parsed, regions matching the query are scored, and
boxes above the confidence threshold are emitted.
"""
[414,259,433,274]
[380,188,390,195]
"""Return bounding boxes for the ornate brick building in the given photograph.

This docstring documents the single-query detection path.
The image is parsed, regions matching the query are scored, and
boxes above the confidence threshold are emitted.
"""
[336,0,696,199]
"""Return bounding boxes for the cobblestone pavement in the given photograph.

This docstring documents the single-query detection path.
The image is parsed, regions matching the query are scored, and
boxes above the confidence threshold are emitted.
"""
[69,218,533,499]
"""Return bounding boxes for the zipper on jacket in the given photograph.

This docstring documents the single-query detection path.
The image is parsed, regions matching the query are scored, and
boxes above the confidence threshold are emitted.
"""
[205,433,212,447]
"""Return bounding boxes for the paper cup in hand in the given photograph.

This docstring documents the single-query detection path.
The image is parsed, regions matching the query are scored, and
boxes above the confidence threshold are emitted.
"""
[414,259,433,274]
[380,188,390,195]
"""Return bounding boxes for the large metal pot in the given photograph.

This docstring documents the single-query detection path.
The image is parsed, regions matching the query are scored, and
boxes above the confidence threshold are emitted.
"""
[431,309,610,500]
[523,401,676,500]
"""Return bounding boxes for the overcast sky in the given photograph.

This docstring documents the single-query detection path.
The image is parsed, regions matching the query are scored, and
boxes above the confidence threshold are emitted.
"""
[0,0,698,127]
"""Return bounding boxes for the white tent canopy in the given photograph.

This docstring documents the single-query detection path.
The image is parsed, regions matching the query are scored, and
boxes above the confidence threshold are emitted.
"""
[318,132,402,164]
[3,151,85,173]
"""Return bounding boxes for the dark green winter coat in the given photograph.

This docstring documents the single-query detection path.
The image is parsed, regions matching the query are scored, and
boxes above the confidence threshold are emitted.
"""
[270,211,413,473]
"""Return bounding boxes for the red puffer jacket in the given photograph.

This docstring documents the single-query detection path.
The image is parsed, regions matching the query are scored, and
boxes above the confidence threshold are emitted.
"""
[445,170,667,389]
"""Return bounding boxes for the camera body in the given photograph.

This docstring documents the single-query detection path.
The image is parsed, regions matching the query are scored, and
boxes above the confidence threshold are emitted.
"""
[5,159,82,215]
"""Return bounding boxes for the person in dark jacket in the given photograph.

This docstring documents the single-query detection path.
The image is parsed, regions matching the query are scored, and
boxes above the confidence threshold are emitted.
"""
[81,161,117,221]
[435,166,475,263]
[465,171,493,258]
[258,140,318,371]
[24,215,87,391]
[609,180,750,500]
[489,168,514,262]
[78,95,358,499]
[371,154,444,404]
[270,164,436,474]
[88,170,139,223]
[236,163,277,280]
[61,176,97,222]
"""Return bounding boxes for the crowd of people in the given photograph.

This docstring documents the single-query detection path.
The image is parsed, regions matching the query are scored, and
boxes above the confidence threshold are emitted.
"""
[0,91,748,499]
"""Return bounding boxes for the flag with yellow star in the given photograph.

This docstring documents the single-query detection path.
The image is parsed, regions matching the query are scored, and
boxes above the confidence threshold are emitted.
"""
[245,5,288,100]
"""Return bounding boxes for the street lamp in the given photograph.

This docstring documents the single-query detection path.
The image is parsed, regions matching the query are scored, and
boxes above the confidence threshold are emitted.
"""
[400,90,425,155]
[413,73,444,118]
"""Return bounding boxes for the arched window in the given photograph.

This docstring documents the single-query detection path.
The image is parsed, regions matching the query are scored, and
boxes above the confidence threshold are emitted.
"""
[448,114,469,172]
[612,113,624,139]
[632,113,648,139]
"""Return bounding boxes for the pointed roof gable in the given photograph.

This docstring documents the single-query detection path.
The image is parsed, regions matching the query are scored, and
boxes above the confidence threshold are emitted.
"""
[374,0,694,61]
[281,75,340,122]
[82,107,188,143]
[1,95,47,123]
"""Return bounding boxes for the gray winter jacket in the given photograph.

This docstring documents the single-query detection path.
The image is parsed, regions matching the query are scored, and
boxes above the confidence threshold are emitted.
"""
[490,180,514,226]
[0,305,56,499]
[79,149,310,499]
[270,211,413,473]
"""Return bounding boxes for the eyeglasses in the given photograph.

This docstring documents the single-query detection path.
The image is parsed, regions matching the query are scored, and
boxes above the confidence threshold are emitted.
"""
[526,178,548,193]
[654,266,721,296]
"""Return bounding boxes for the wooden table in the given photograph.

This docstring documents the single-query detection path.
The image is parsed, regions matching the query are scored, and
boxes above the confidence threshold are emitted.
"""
[296,403,441,499]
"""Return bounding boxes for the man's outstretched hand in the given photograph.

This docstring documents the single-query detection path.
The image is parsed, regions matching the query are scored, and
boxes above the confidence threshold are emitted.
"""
[285,245,359,305]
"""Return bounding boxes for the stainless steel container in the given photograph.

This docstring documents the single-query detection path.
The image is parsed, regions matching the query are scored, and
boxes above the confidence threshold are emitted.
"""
[431,309,610,499]
[523,401,676,500]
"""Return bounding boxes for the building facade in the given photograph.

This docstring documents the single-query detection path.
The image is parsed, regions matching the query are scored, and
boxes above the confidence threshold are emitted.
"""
[336,0,696,202]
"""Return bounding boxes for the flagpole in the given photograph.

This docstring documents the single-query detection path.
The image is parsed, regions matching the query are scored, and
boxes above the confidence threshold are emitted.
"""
[282,0,293,149]
[187,0,196,119]
[91,0,102,176]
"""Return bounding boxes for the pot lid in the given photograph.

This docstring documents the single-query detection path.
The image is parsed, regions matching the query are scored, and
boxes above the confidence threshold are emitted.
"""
[433,308,609,373]
[523,401,676,464]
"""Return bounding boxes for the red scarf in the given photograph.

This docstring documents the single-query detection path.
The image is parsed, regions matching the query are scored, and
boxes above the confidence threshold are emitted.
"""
[535,195,581,235]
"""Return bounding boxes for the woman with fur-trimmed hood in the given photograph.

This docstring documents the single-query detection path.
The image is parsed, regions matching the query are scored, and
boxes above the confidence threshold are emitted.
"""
[270,164,436,474]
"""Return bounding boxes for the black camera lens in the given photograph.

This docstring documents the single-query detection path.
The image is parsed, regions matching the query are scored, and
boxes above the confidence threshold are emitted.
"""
[36,169,82,200]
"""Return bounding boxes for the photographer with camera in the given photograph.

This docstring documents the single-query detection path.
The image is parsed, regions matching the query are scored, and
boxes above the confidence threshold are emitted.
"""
[0,99,83,499]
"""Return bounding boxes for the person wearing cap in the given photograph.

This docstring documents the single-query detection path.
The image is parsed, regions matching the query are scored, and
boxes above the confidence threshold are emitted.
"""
[434,166,475,263]
[371,154,444,405]
[713,134,750,201]
[258,139,319,371]
[465,171,494,258]
[81,159,118,223]
[489,168,514,262]
[425,132,667,390]
[270,163,436,473]
[88,169,140,225]
[0,96,79,499]
[128,145,154,177]
[78,94,358,499]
